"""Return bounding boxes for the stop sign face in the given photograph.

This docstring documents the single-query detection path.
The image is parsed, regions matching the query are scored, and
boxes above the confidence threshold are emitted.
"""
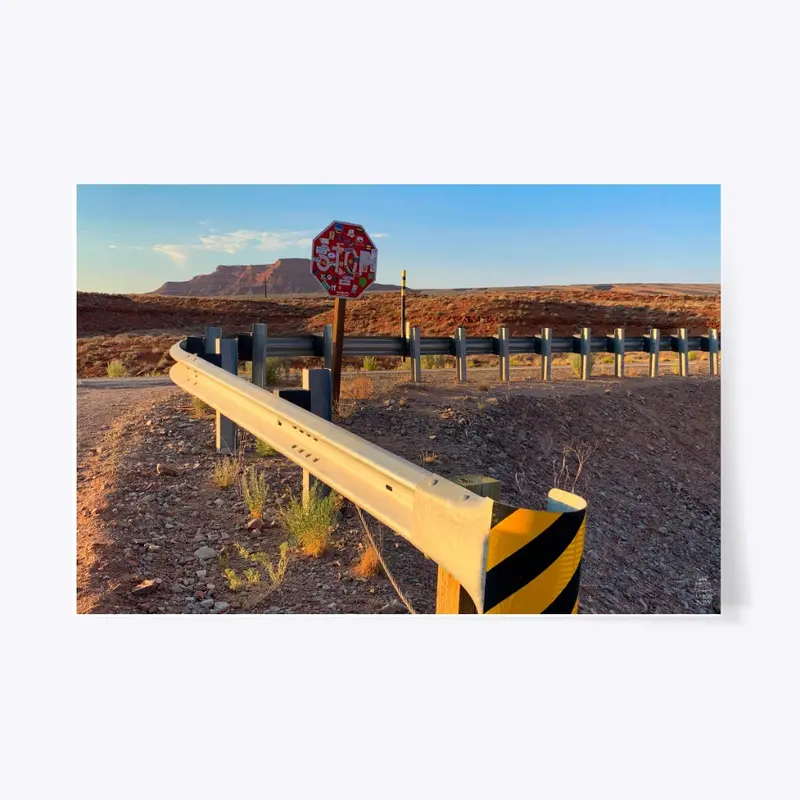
[311,221,378,298]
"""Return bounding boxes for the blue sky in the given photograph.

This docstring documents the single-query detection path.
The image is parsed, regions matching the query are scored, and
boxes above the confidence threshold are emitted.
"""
[77,185,720,293]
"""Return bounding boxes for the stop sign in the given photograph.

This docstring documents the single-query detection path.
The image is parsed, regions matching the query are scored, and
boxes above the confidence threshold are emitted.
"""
[311,221,378,298]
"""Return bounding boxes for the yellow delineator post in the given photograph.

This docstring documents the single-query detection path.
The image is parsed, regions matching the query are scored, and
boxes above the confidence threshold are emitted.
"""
[437,478,587,615]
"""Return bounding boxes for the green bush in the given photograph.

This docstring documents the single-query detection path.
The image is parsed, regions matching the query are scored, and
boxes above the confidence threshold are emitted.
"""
[363,356,379,371]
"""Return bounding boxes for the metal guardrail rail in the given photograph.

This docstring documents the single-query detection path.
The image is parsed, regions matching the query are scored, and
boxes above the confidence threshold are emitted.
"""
[169,337,587,613]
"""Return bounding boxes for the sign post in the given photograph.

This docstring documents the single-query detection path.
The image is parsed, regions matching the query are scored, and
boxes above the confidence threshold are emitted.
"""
[400,269,407,362]
[311,221,378,407]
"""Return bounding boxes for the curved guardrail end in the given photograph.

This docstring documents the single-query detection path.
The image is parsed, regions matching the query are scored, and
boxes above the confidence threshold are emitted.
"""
[482,489,588,614]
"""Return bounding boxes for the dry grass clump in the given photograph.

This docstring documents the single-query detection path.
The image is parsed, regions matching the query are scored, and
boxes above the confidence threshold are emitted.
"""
[106,359,127,377]
[223,542,290,602]
[211,456,239,489]
[191,396,213,418]
[421,450,438,465]
[265,358,285,385]
[362,356,379,371]
[352,541,381,578]
[240,464,269,518]
[280,485,340,558]
[568,353,594,376]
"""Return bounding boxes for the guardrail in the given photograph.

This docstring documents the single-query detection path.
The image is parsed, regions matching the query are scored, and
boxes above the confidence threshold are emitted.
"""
[169,334,588,614]
[185,323,720,383]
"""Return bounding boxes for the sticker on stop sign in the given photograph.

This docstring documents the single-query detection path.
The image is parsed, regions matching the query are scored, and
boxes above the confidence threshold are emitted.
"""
[311,221,378,298]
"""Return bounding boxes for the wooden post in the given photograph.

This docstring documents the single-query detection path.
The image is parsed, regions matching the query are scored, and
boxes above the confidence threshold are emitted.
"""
[580,327,591,380]
[648,327,660,378]
[331,298,346,406]
[436,475,502,614]
[400,269,407,363]
[322,323,333,369]
[540,326,552,382]
[677,327,689,377]
[251,322,267,389]
[614,327,625,378]
[217,337,238,455]
[408,324,422,382]
[302,368,333,504]
[498,326,510,384]
[455,326,467,383]
[708,327,719,376]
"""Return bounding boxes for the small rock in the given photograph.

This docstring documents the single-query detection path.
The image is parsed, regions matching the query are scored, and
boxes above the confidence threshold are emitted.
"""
[156,463,180,476]
[196,570,207,579]
[200,599,214,609]
[246,518,263,531]
[658,527,668,534]
[213,601,230,614]
[194,545,217,560]
[214,498,224,506]
[146,544,160,552]
[131,579,159,597]
[194,590,205,600]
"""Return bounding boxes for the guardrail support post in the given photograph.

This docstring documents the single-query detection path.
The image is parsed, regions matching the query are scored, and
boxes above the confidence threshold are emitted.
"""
[322,324,333,370]
[708,327,719,375]
[217,336,239,455]
[677,327,689,377]
[540,326,552,382]
[455,326,467,383]
[613,327,625,378]
[437,475,503,614]
[648,327,660,378]
[579,327,591,380]
[409,325,421,383]
[498,326,510,383]
[302,368,333,504]
[204,325,221,358]
[252,323,267,388]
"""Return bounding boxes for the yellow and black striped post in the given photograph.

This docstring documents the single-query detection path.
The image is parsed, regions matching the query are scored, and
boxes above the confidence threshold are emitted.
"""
[483,489,587,614]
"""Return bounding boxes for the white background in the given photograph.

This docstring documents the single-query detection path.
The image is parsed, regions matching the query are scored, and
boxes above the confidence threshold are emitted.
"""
[1,0,798,797]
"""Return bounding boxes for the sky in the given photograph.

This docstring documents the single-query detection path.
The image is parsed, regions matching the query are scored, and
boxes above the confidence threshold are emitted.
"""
[76,185,720,293]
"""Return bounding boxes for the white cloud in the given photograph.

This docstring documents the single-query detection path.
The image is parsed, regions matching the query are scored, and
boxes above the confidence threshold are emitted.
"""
[108,245,117,248]
[153,244,190,266]
[373,232,389,238]
[152,229,314,264]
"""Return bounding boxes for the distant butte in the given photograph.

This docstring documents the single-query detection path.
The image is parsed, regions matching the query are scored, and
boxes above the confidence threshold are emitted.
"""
[150,258,404,297]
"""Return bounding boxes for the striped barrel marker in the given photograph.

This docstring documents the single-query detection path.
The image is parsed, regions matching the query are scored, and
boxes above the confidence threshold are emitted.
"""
[483,489,587,614]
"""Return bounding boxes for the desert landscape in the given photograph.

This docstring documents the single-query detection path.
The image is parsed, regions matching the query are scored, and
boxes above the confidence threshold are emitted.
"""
[76,262,721,615]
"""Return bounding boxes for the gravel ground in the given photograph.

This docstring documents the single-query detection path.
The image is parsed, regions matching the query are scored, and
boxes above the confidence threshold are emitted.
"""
[76,370,720,614]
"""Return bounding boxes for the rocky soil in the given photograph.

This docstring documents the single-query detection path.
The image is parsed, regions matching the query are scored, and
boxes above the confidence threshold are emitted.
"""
[76,369,720,614]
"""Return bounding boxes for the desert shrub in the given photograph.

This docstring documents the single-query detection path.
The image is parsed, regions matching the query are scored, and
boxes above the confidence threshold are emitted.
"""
[688,351,699,361]
[509,354,532,367]
[422,354,447,369]
[106,359,127,378]
[191,396,212,418]
[363,356,379,371]
[352,541,381,578]
[240,465,270,518]
[255,438,277,457]
[568,353,595,376]
[211,456,239,489]
[280,485,339,558]
[343,376,374,401]
[265,357,285,385]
